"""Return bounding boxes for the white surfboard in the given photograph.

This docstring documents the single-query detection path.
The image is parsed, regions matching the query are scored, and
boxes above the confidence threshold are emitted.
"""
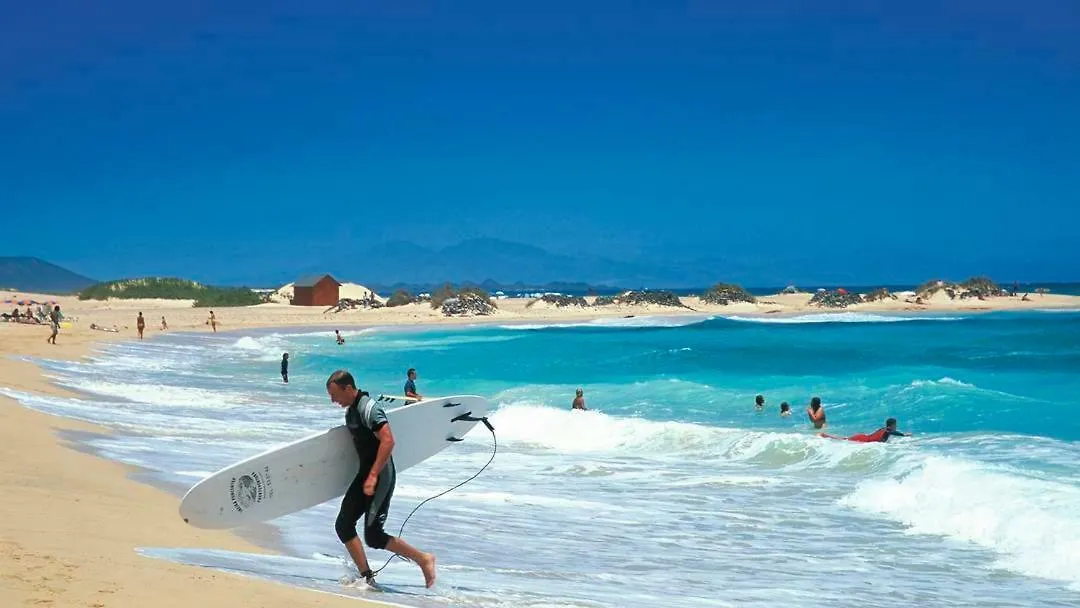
[178,394,490,529]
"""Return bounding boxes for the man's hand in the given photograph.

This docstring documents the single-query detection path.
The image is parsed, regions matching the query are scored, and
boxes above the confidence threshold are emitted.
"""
[363,473,377,496]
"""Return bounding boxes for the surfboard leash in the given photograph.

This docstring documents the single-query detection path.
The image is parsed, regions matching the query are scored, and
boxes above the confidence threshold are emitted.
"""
[370,414,497,577]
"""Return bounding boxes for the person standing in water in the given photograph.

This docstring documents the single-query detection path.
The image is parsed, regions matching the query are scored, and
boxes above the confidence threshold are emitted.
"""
[136,312,146,339]
[280,353,289,383]
[404,368,422,401]
[325,370,437,588]
[336,330,346,345]
[572,388,587,410]
[806,397,827,429]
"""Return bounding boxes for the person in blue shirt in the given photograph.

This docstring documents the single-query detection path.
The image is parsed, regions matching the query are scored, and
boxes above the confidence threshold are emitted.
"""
[404,368,423,401]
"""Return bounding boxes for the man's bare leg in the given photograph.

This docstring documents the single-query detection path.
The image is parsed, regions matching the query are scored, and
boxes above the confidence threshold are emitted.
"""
[385,537,437,588]
[343,538,375,583]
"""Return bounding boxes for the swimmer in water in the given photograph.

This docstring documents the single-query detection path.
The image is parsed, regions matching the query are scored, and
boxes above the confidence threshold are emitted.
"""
[806,397,826,429]
[754,394,765,411]
[822,417,910,443]
[780,402,791,417]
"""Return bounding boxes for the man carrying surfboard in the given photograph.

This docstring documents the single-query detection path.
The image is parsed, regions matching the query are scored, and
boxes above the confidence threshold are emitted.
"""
[326,370,437,588]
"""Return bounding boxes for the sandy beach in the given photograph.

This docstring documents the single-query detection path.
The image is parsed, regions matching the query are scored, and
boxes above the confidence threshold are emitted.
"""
[2,287,1079,607]
[0,325,386,607]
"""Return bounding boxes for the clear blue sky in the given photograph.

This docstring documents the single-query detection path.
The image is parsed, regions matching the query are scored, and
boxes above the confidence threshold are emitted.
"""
[2,1,1078,284]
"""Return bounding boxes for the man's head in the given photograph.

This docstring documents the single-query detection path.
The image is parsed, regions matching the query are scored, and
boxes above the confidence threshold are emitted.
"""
[326,370,358,407]
[283,352,289,360]
[885,417,897,430]
[576,388,584,397]
[407,368,417,380]
[810,396,821,410]
[755,394,765,406]
[780,401,790,412]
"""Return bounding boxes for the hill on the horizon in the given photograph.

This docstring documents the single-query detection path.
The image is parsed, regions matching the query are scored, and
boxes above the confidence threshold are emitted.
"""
[0,257,96,294]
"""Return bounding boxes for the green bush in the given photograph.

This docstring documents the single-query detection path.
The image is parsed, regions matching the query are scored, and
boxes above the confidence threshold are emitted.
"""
[78,277,260,307]
[386,289,415,307]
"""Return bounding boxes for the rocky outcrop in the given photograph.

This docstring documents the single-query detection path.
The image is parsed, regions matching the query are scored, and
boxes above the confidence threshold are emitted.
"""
[326,296,384,313]
[809,289,863,308]
[593,290,686,308]
[781,285,799,294]
[441,291,497,316]
[701,283,756,305]
[526,294,588,308]
[863,287,898,303]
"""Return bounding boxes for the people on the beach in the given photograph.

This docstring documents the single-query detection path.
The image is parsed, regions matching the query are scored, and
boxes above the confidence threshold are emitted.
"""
[806,397,826,429]
[161,316,168,331]
[280,353,289,384]
[755,394,765,411]
[47,305,60,344]
[325,370,437,588]
[136,312,146,339]
[404,368,422,401]
[780,402,791,417]
[336,330,346,345]
[572,388,587,410]
[208,311,217,332]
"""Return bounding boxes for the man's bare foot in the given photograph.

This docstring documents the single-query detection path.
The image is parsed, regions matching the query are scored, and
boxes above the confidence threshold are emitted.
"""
[417,553,436,588]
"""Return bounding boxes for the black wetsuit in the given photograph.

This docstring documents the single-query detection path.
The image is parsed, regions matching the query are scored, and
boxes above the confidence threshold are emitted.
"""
[280,358,288,383]
[335,391,396,550]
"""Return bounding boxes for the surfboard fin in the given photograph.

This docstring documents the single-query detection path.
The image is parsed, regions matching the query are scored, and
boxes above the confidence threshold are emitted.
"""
[451,411,495,432]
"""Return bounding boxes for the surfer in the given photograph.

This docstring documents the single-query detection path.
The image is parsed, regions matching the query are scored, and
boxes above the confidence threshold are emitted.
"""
[755,394,765,411]
[404,368,422,401]
[280,353,289,383]
[326,370,437,588]
[572,388,587,410]
[824,418,909,443]
[807,397,826,429]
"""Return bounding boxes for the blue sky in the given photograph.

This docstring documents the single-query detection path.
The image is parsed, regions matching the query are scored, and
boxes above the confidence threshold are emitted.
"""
[2,1,1078,284]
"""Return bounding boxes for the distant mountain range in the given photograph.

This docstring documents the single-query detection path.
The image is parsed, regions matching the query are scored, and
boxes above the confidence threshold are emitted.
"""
[0,257,97,293]
[343,237,728,288]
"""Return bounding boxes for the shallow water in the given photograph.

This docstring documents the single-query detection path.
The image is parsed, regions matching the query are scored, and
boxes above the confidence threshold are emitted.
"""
[7,310,1080,607]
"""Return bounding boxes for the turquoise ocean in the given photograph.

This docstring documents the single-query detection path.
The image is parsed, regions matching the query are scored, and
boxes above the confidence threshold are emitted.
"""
[5,309,1080,607]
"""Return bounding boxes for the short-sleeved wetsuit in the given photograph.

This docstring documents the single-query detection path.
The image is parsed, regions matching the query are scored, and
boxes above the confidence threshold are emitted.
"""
[334,391,396,549]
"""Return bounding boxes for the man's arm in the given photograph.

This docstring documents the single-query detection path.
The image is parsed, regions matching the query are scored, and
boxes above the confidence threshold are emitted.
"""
[368,424,396,479]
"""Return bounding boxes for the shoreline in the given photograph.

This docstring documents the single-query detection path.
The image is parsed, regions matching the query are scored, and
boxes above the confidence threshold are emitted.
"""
[0,336,393,607]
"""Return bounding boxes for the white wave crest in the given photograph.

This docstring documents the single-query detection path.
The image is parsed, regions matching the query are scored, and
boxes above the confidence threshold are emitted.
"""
[724,312,963,324]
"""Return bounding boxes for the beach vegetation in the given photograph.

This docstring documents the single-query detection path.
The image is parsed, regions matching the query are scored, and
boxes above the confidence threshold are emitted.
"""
[78,277,261,307]
[958,276,1007,299]
[809,289,864,308]
[593,290,686,308]
[526,294,588,308]
[386,289,416,307]
[701,283,757,305]
[863,287,898,302]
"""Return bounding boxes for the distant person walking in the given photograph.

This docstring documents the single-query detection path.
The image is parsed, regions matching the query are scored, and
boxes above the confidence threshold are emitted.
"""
[161,316,168,331]
[137,312,146,339]
[47,305,61,344]
[404,368,422,401]
[807,397,827,429]
[572,388,587,410]
[281,353,289,384]
[208,310,218,332]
